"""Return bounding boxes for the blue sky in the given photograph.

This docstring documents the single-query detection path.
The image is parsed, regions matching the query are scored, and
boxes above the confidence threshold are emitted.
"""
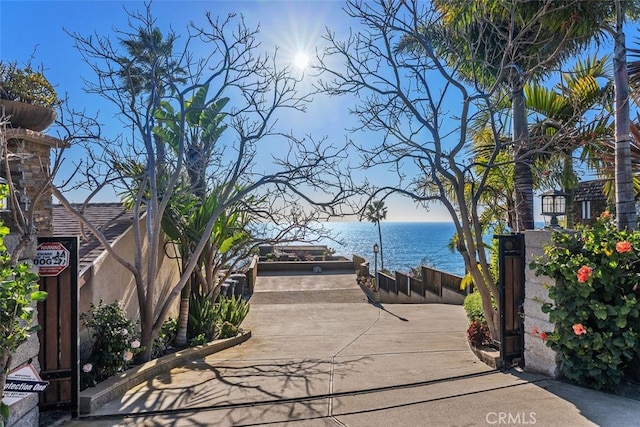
[1,0,624,223]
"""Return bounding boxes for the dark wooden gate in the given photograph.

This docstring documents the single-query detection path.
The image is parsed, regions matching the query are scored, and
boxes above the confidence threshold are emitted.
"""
[36,237,79,417]
[497,233,525,367]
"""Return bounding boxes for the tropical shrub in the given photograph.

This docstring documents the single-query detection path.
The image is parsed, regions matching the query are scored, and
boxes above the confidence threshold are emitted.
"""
[188,288,217,345]
[214,295,250,338]
[531,212,640,391]
[80,301,143,389]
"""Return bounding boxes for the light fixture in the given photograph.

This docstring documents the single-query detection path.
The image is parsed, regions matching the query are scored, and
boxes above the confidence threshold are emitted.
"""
[541,189,567,228]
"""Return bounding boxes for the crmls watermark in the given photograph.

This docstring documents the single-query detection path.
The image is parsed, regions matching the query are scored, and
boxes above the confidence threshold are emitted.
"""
[486,412,537,425]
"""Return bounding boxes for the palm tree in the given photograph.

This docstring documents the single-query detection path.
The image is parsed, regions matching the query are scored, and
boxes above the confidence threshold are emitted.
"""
[365,200,387,270]
[429,0,612,231]
[526,55,614,228]
[611,0,637,230]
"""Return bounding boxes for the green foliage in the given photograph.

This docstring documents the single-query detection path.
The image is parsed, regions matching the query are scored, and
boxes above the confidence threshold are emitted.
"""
[214,295,250,333]
[152,317,178,358]
[531,213,640,391]
[0,197,45,423]
[188,291,249,342]
[0,61,59,108]
[80,301,143,389]
[463,291,486,323]
[188,288,217,345]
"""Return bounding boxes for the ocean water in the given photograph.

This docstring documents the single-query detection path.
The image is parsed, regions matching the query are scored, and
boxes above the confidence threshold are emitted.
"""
[315,222,466,276]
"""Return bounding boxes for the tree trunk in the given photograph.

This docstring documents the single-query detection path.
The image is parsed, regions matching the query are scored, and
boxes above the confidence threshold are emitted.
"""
[377,221,384,270]
[564,151,576,229]
[512,83,535,231]
[174,281,191,347]
[614,2,637,231]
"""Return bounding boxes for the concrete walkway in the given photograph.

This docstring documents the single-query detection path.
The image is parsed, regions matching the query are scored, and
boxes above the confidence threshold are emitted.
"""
[63,270,640,426]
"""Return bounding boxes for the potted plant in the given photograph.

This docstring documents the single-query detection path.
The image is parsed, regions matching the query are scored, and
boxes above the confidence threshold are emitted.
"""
[0,61,58,131]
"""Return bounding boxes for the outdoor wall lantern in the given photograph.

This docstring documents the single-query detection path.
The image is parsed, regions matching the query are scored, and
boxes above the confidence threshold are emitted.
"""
[0,177,9,212]
[541,189,567,228]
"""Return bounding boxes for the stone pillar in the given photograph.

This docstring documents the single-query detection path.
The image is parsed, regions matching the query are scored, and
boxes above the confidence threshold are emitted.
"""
[0,129,64,426]
[1,129,65,237]
[523,230,560,377]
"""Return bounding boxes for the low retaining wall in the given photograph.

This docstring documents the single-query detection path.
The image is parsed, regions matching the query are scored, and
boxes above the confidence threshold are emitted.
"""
[257,260,354,273]
[79,330,251,415]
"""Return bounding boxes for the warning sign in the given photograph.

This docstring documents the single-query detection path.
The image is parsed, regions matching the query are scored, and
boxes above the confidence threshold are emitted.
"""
[2,365,49,406]
[34,241,70,276]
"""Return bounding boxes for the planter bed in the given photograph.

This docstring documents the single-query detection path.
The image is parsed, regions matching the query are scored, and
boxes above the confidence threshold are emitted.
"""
[79,330,251,414]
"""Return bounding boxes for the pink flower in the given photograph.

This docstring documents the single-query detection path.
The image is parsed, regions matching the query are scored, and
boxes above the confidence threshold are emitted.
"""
[616,241,632,254]
[539,332,548,341]
[576,266,592,283]
[82,363,93,373]
[531,327,539,336]
[123,350,133,362]
[130,340,141,349]
[572,324,587,336]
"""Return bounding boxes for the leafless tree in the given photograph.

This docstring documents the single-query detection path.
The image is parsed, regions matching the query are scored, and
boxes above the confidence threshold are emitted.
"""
[57,6,353,361]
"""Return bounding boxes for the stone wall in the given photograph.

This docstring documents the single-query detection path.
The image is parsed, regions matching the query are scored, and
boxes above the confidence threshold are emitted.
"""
[523,230,560,377]
[2,129,61,237]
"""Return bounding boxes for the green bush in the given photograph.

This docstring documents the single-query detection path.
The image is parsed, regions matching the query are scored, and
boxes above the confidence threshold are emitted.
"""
[80,300,142,389]
[463,291,485,323]
[531,212,640,391]
[152,317,177,358]
[214,295,250,332]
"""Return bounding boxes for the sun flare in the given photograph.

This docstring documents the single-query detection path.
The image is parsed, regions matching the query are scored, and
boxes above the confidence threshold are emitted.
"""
[293,52,309,69]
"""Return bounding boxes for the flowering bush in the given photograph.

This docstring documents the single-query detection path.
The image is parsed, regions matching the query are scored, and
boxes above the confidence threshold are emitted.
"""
[80,300,143,389]
[531,212,640,391]
[0,61,58,108]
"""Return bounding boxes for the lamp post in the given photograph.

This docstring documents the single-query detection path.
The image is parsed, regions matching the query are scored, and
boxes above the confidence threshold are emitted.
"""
[541,190,567,228]
[373,243,379,291]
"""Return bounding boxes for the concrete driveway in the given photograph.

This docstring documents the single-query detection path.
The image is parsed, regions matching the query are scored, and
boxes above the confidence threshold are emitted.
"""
[64,270,640,426]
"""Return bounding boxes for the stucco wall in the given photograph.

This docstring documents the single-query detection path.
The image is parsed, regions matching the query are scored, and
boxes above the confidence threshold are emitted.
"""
[78,220,181,356]
[523,230,560,377]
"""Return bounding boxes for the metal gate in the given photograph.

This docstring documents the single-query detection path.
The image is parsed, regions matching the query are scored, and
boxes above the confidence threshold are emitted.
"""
[36,237,79,416]
[497,233,525,367]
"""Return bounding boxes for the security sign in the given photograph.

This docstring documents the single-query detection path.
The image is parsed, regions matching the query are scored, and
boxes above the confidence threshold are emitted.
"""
[2,364,49,406]
[34,241,70,276]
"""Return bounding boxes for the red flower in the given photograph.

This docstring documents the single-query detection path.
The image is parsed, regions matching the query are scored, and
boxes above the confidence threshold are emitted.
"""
[616,241,632,254]
[539,332,548,341]
[572,323,587,336]
[531,327,539,336]
[576,266,592,283]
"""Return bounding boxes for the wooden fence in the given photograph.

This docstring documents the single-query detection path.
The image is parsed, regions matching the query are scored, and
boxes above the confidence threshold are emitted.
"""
[375,266,467,305]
